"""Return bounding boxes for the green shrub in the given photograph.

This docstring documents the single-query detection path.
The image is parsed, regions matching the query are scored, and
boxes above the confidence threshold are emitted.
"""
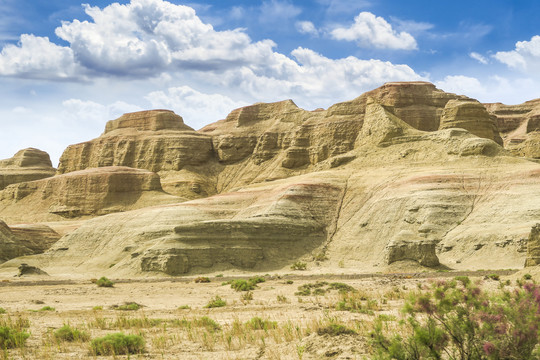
[371,279,540,359]
[241,291,253,301]
[205,296,226,308]
[487,273,500,281]
[194,316,221,332]
[524,273,533,280]
[329,282,356,293]
[54,324,90,342]
[39,306,55,312]
[0,326,29,349]
[291,261,307,270]
[90,333,145,355]
[194,277,210,283]
[178,305,190,310]
[0,308,6,314]
[96,277,114,288]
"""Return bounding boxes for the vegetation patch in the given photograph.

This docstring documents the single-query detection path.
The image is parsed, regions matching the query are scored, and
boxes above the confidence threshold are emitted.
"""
[112,302,142,311]
[96,276,114,288]
[90,333,145,355]
[205,296,226,308]
[0,326,30,349]
[54,324,90,342]
[194,276,210,283]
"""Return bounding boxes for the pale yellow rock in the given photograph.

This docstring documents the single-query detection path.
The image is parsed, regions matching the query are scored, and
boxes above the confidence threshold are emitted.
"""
[0,148,56,190]
[0,166,182,223]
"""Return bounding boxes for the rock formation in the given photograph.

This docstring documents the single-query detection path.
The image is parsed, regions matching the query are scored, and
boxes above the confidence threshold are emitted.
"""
[525,224,540,267]
[0,166,181,223]
[0,219,59,263]
[2,81,540,277]
[0,148,56,190]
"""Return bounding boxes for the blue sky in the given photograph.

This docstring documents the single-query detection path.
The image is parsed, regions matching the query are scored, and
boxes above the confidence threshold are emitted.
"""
[1,0,540,165]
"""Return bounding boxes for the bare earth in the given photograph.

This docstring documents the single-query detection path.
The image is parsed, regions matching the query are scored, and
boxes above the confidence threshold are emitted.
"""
[0,270,515,359]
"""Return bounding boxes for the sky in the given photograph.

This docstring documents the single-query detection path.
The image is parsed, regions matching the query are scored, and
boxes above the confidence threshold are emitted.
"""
[1,0,540,166]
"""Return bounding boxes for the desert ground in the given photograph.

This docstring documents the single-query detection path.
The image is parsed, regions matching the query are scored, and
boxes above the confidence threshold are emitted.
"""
[0,268,518,359]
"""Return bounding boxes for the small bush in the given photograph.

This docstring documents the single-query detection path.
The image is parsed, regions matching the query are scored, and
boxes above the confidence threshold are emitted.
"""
[215,274,223,278]
[0,308,6,314]
[291,261,307,270]
[0,326,30,349]
[54,324,90,342]
[205,296,226,308]
[194,277,210,283]
[277,295,288,303]
[39,306,55,312]
[90,333,145,355]
[329,282,356,293]
[487,273,500,281]
[96,277,114,288]
[524,273,533,280]
[286,280,294,285]
[178,305,190,310]
[241,291,253,301]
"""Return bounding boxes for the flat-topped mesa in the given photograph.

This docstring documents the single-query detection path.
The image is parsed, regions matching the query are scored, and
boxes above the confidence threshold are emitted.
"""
[57,110,214,179]
[0,148,56,190]
[103,110,194,134]
[223,100,303,127]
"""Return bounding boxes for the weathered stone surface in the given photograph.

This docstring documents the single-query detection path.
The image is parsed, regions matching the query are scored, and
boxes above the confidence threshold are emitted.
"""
[384,230,440,267]
[439,100,503,145]
[0,166,181,222]
[17,263,48,276]
[104,109,193,133]
[0,220,58,263]
[525,224,540,267]
[0,148,56,190]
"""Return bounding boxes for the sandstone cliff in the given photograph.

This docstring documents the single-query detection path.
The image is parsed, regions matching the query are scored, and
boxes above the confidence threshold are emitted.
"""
[0,219,59,263]
[0,148,56,190]
[0,166,181,223]
[2,82,539,277]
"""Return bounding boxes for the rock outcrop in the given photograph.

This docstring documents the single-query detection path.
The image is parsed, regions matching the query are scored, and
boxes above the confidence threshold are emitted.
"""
[0,220,59,263]
[525,224,540,267]
[2,82,540,277]
[0,166,181,223]
[0,148,56,190]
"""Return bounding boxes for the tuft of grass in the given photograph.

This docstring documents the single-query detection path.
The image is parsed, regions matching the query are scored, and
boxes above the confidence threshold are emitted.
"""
[241,291,253,302]
[277,295,288,303]
[246,317,277,331]
[524,273,533,280]
[0,308,6,315]
[90,333,145,355]
[194,277,210,283]
[291,261,307,271]
[96,276,114,288]
[39,306,55,312]
[487,274,500,281]
[0,326,30,349]
[317,323,356,336]
[194,317,221,332]
[215,274,223,278]
[92,306,103,311]
[205,296,226,308]
[54,324,90,342]
[230,276,265,292]
[178,305,191,310]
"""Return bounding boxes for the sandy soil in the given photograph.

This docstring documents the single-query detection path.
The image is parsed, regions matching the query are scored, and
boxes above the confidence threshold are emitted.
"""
[0,270,517,359]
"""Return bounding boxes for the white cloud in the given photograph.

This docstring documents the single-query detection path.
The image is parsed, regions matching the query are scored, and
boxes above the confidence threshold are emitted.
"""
[494,35,540,72]
[469,52,488,64]
[435,75,486,97]
[61,99,143,124]
[145,86,248,128]
[259,0,302,23]
[331,12,417,50]
[296,21,319,37]
[0,34,78,79]
[390,17,433,35]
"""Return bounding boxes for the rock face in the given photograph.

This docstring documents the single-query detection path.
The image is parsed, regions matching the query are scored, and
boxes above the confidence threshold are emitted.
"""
[439,100,503,145]
[384,231,440,267]
[485,99,540,157]
[0,220,59,263]
[0,148,56,190]
[0,166,181,222]
[3,81,540,277]
[525,224,540,267]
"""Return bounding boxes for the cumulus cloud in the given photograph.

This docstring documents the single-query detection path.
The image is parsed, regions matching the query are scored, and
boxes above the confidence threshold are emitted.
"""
[296,21,319,37]
[435,75,486,97]
[493,35,540,72]
[146,86,248,128]
[331,12,417,50]
[469,52,488,64]
[0,34,78,79]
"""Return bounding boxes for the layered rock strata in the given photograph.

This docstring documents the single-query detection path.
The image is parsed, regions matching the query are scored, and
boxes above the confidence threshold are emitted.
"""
[0,166,181,222]
[0,148,56,190]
